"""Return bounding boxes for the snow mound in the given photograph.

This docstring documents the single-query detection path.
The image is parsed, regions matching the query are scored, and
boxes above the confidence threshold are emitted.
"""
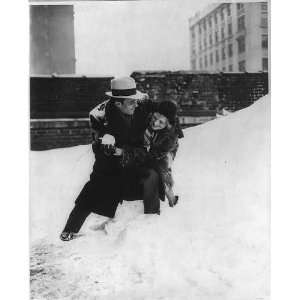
[30,95,270,300]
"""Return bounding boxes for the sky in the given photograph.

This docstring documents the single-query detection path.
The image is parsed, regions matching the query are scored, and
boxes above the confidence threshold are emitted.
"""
[74,0,217,76]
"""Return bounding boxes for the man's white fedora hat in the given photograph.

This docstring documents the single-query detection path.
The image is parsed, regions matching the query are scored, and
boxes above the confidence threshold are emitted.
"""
[105,76,144,100]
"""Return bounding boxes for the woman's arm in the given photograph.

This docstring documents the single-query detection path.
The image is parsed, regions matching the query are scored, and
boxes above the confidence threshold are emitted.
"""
[148,133,178,161]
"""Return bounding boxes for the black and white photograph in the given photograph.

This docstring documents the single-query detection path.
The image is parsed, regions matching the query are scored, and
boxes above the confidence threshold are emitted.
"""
[29,0,270,299]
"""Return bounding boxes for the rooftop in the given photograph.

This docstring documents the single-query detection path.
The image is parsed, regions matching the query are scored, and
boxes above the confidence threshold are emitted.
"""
[189,3,221,27]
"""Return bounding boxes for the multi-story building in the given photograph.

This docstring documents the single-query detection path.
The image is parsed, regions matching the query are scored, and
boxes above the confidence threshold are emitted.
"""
[189,2,268,72]
[30,5,76,75]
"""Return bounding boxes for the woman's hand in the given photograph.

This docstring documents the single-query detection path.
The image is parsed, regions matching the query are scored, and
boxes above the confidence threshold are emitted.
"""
[113,148,123,156]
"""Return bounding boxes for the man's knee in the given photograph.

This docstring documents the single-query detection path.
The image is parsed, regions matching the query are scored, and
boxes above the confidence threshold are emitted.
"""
[144,169,159,184]
[141,169,160,214]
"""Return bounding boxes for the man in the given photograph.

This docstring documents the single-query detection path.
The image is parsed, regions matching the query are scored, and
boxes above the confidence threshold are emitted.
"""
[60,76,160,241]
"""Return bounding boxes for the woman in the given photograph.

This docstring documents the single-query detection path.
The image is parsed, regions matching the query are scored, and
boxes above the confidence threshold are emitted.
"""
[120,100,183,207]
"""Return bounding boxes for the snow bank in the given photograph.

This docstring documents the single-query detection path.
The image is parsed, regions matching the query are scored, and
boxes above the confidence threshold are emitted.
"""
[30,95,270,300]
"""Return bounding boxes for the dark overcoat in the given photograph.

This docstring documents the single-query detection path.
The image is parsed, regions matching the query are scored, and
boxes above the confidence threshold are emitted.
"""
[75,99,158,217]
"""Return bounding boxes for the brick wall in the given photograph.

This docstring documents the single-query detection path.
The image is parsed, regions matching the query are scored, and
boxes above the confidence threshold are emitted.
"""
[214,72,269,111]
[30,72,269,150]
[30,76,113,119]
[131,71,269,111]
[31,119,92,150]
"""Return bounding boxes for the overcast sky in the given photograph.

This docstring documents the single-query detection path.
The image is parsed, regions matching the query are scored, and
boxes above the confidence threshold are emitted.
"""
[74,0,217,76]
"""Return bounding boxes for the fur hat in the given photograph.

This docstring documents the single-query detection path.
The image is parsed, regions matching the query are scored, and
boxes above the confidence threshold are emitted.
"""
[157,101,177,125]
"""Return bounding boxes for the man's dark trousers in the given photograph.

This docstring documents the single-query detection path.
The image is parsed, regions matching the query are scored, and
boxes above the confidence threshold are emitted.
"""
[62,168,160,233]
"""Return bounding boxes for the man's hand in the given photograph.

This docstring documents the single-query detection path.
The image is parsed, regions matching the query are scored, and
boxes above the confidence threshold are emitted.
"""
[103,144,116,156]
[113,148,123,156]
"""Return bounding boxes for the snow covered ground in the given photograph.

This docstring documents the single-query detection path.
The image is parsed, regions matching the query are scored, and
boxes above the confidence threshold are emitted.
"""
[30,95,270,300]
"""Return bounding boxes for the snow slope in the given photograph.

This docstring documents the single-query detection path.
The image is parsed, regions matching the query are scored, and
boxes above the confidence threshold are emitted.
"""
[30,95,270,300]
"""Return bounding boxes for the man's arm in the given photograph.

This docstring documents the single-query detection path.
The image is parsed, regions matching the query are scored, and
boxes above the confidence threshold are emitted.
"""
[89,100,109,141]
[137,96,159,115]
[89,100,114,155]
[116,133,177,168]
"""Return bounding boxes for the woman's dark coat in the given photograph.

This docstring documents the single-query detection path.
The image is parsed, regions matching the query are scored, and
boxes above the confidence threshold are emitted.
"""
[122,122,180,190]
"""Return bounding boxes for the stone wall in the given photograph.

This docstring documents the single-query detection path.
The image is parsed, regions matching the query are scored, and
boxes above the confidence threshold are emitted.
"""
[131,71,269,112]
[31,119,92,151]
[30,72,269,150]
[30,76,113,119]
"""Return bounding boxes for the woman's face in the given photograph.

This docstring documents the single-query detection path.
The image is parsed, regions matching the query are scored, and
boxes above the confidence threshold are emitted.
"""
[150,112,168,130]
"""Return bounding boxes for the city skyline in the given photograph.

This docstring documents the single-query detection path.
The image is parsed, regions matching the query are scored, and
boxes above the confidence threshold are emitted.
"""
[189,1,269,73]
[73,0,214,76]
[30,1,268,76]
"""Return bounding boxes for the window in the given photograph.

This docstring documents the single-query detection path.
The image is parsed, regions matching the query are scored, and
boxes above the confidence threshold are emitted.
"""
[208,16,212,28]
[221,27,225,40]
[191,30,195,40]
[238,15,245,31]
[215,31,218,43]
[261,17,268,28]
[204,38,207,49]
[228,44,233,57]
[204,55,207,68]
[261,3,268,11]
[228,23,232,36]
[215,50,219,63]
[191,59,196,70]
[199,58,203,70]
[203,19,207,30]
[209,34,213,46]
[238,60,246,72]
[228,64,233,71]
[220,8,224,21]
[222,66,226,72]
[262,34,268,49]
[214,13,218,24]
[227,4,231,16]
[199,41,202,51]
[222,47,226,60]
[237,35,246,53]
[262,58,268,71]
[198,24,202,35]
[237,3,244,10]
[210,52,213,65]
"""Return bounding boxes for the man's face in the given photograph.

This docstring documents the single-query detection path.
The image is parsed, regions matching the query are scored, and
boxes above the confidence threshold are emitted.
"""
[150,112,168,131]
[116,98,138,115]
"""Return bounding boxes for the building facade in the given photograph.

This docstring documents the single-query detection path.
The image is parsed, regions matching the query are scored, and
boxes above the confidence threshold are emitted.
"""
[30,5,76,75]
[189,2,268,72]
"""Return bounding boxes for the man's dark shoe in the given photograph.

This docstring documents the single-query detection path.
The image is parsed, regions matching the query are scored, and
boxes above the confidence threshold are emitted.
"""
[174,195,179,206]
[60,232,75,241]
[169,195,179,207]
[144,209,160,215]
